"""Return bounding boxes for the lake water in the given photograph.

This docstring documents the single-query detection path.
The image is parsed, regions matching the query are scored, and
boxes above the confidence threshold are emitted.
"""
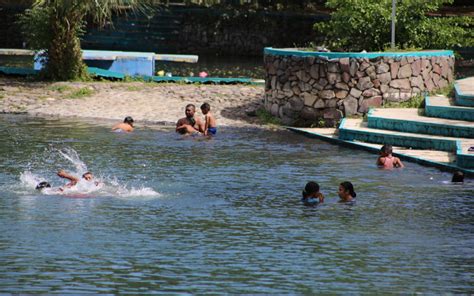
[0,114,473,293]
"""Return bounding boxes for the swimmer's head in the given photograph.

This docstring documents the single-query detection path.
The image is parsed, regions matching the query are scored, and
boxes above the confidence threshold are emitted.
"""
[200,103,210,114]
[339,181,356,198]
[185,104,196,118]
[452,171,464,183]
[82,172,93,181]
[36,181,51,190]
[124,116,134,126]
[380,144,393,156]
[302,181,320,198]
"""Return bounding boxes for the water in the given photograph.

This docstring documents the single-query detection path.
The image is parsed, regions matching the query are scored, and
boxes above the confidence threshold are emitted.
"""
[0,114,473,293]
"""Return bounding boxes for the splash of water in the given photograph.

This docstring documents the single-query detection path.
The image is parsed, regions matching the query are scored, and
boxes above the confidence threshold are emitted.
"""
[57,147,88,174]
[17,147,161,198]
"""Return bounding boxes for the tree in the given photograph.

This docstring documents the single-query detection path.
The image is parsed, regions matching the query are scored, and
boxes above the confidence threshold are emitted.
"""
[314,0,474,52]
[18,0,151,80]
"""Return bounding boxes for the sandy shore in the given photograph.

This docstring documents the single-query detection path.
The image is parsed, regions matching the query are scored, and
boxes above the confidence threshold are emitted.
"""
[0,77,266,128]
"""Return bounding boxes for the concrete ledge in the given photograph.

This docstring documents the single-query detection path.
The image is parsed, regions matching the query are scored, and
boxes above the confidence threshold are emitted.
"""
[425,96,474,121]
[367,109,474,138]
[457,141,474,169]
[339,118,458,151]
[454,78,474,107]
[264,47,454,59]
[287,126,474,176]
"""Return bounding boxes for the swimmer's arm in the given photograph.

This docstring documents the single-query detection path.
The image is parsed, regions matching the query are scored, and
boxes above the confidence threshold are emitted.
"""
[57,170,79,184]
[394,157,405,168]
[376,156,385,166]
[111,123,120,130]
[317,192,325,203]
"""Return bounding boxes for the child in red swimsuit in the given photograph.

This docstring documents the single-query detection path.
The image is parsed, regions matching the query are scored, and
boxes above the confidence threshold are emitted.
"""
[377,144,404,169]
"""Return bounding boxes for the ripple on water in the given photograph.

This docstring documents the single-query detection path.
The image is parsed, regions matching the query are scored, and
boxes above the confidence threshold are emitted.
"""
[0,115,473,294]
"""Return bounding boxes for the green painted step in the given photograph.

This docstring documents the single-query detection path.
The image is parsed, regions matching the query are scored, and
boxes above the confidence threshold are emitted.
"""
[425,95,474,121]
[339,118,474,169]
[454,77,474,107]
[288,126,474,175]
[367,108,474,138]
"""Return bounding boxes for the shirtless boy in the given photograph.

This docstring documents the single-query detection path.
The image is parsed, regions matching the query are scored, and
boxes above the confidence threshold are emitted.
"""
[112,116,134,132]
[200,103,217,136]
[377,144,404,169]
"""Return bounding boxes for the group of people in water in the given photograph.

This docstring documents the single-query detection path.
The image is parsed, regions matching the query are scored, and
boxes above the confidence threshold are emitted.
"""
[301,143,465,206]
[35,103,217,193]
[36,103,466,201]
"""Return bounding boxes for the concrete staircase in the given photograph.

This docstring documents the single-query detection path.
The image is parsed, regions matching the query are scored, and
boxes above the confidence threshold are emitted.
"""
[289,77,474,174]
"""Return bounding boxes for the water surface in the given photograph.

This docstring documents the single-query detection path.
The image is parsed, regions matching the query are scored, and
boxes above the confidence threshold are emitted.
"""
[0,114,472,293]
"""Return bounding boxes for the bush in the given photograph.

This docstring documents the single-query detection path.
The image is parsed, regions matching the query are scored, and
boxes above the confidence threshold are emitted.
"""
[314,0,474,52]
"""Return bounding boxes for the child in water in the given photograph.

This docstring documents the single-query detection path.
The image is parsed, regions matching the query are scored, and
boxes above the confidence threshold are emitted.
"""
[301,181,325,205]
[200,103,217,136]
[377,144,404,169]
[338,181,356,202]
[36,170,98,192]
[112,116,134,132]
[452,171,464,183]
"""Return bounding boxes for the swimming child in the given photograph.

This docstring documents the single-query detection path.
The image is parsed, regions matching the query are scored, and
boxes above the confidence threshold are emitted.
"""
[338,181,356,202]
[452,171,464,183]
[112,116,134,132]
[301,181,325,205]
[57,170,97,188]
[377,144,404,169]
[200,103,217,136]
[35,170,98,192]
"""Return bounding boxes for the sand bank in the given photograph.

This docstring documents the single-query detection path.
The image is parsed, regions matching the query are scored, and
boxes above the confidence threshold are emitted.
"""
[0,77,266,127]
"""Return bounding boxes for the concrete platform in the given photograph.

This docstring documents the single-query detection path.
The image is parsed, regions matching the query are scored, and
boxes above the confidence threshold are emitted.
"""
[368,108,474,138]
[425,95,474,121]
[455,77,474,107]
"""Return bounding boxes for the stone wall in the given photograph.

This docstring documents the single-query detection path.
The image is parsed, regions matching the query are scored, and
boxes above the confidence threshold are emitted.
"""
[264,48,455,126]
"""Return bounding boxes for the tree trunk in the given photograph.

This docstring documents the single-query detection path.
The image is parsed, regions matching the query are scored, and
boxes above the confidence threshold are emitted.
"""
[44,15,88,81]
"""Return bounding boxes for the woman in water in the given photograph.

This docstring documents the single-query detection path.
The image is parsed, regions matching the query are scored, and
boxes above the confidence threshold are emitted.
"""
[338,181,356,203]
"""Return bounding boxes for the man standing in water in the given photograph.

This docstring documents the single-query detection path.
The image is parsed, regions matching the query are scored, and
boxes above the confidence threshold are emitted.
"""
[176,104,204,135]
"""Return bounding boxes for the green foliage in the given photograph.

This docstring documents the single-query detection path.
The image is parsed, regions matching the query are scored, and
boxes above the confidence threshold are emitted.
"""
[383,84,454,109]
[314,0,474,51]
[256,108,281,125]
[384,94,425,109]
[18,0,152,81]
[69,87,94,99]
[310,118,327,128]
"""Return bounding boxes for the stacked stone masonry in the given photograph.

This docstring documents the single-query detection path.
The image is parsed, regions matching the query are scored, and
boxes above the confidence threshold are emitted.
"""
[264,52,455,126]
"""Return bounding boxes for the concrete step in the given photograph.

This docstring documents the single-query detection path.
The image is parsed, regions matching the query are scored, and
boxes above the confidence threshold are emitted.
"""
[288,126,473,175]
[425,95,474,121]
[368,108,474,138]
[458,141,474,169]
[339,118,474,169]
[455,77,474,107]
